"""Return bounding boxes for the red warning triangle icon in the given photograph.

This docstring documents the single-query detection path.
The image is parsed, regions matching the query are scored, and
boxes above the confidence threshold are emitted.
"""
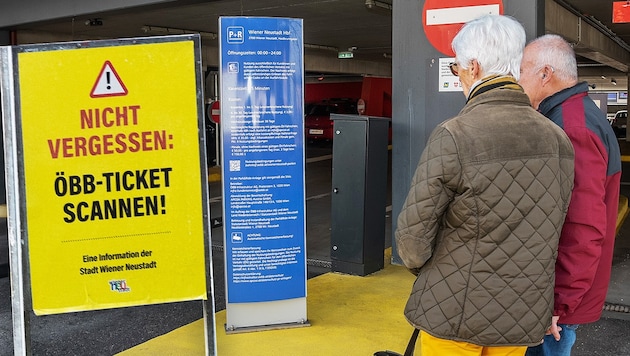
[90,61,128,98]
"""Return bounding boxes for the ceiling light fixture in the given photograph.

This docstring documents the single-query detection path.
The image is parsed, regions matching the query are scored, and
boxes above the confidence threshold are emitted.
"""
[141,25,217,39]
[85,18,103,26]
[365,0,393,11]
[611,78,618,85]
[304,43,338,52]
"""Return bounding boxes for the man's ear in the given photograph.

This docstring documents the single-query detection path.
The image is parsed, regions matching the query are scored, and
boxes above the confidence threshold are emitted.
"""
[541,66,554,82]
[470,59,480,80]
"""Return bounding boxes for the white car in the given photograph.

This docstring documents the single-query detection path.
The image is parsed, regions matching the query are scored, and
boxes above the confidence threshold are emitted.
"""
[612,110,627,137]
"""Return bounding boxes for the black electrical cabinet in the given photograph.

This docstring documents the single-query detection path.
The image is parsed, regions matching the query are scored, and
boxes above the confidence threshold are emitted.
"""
[330,114,389,276]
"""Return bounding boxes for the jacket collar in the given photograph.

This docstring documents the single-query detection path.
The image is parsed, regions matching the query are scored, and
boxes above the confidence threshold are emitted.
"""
[537,82,589,116]
[466,75,523,103]
[459,78,531,116]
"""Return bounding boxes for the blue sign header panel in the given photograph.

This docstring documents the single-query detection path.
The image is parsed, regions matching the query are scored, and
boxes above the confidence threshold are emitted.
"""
[219,17,306,303]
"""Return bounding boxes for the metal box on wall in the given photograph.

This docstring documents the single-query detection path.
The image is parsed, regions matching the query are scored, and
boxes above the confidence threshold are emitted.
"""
[330,114,389,276]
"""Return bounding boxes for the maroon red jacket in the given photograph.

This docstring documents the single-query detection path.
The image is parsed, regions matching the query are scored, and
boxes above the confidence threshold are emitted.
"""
[538,82,622,324]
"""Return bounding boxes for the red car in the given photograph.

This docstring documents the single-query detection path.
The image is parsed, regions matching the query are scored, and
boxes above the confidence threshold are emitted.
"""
[304,99,358,142]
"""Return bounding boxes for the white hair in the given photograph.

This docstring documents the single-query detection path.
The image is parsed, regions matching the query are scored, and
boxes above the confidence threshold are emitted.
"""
[451,15,526,80]
[526,34,578,82]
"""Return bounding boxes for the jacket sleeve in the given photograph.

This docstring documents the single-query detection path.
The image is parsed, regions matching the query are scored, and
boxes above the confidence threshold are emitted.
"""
[395,126,460,274]
[554,127,608,318]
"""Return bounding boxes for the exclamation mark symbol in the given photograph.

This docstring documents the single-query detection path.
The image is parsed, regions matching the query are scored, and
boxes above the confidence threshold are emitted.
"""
[161,195,166,214]
[90,61,128,98]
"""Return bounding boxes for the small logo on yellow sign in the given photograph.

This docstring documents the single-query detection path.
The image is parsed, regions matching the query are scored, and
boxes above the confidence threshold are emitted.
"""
[109,280,131,293]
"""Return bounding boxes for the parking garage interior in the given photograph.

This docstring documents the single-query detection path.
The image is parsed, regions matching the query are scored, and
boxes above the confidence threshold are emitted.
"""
[2,1,630,355]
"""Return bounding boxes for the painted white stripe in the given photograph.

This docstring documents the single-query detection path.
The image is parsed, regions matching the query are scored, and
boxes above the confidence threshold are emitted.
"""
[306,192,330,201]
[306,154,332,163]
[426,4,500,26]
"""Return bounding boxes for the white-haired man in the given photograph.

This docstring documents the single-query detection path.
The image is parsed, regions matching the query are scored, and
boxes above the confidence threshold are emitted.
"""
[396,15,575,355]
[519,34,622,356]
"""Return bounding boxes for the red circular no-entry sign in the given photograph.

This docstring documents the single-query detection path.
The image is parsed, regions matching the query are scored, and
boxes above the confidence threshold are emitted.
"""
[210,100,221,124]
[423,0,503,57]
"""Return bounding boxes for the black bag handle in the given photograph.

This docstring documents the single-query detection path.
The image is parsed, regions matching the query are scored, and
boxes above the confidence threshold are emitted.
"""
[403,328,420,356]
[373,328,420,356]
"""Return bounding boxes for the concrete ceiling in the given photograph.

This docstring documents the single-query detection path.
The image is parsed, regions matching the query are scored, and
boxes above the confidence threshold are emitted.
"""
[559,0,630,91]
[4,0,630,90]
[9,0,393,66]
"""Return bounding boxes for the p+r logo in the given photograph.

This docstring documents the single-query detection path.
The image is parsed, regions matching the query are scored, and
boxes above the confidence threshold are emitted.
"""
[227,26,245,44]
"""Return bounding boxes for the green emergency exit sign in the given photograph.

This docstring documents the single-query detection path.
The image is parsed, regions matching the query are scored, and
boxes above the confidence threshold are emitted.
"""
[338,51,354,59]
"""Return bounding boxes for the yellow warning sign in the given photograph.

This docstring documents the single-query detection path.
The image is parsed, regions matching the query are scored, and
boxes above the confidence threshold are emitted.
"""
[16,39,207,315]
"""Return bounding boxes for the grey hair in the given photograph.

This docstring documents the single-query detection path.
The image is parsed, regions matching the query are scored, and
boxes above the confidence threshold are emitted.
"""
[451,15,526,80]
[526,34,578,82]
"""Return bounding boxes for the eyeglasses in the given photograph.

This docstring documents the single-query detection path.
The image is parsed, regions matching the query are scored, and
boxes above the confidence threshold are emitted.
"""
[449,62,459,76]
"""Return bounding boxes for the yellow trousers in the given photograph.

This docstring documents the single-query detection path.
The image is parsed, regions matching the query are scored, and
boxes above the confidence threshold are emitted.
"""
[420,331,526,356]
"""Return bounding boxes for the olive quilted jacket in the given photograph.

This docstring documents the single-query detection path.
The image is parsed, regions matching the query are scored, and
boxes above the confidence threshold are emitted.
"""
[395,88,574,346]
